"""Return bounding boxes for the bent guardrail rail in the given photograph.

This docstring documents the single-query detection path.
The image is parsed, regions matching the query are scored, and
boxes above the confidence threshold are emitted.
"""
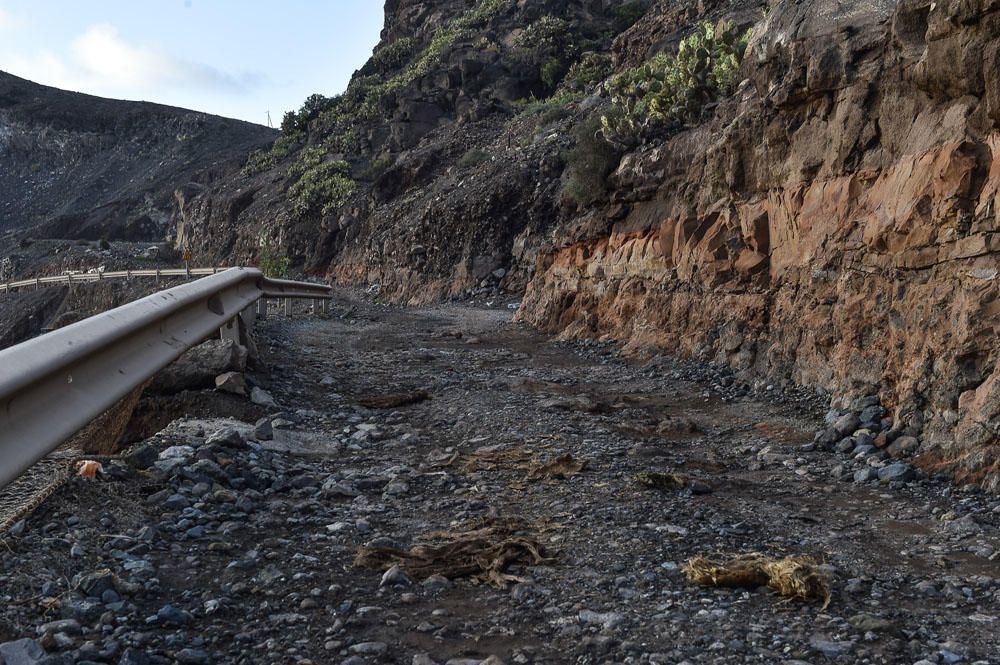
[0,267,232,293]
[0,267,331,490]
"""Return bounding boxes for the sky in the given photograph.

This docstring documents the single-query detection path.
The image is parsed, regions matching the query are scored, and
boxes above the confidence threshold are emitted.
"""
[0,1,385,126]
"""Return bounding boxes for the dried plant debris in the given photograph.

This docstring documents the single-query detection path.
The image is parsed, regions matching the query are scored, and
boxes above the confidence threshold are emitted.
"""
[359,389,430,409]
[633,471,689,490]
[683,553,832,608]
[527,454,588,480]
[442,446,588,482]
[354,519,557,589]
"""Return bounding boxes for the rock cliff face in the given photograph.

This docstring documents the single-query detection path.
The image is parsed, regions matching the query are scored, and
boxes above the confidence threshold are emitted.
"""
[517,0,1000,489]
[0,71,276,241]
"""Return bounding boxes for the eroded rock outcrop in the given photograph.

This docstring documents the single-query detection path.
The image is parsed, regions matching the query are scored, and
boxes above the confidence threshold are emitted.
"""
[518,0,1000,489]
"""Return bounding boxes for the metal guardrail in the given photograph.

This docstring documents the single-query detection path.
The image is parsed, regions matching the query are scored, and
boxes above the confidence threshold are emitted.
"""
[0,267,331,490]
[0,267,231,293]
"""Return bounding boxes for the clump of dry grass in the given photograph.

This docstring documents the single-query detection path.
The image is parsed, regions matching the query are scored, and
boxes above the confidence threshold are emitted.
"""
[633,471,688,490]
[527,453,588,480]
[354,518,558,589]
[683,553,831,608]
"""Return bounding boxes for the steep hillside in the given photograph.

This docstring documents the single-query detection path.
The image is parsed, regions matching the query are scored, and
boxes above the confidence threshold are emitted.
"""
[0,71,276,241]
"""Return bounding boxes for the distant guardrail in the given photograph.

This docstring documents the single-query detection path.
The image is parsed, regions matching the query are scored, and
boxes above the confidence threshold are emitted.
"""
[0,267,332,490]
[0,266,231,293]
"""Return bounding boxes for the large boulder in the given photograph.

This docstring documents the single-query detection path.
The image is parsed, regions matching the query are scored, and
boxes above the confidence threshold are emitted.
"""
[148,339,247,395]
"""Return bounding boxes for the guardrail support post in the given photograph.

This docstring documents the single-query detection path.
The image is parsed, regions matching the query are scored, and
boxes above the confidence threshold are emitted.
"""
[219,317,240,344]
[240,304,256,333]
[256,298,267,321]
[284,298,292,317]
[321,299,329,314]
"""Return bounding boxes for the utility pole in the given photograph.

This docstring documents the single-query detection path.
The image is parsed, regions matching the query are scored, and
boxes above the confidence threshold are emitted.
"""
[266,110,273,128]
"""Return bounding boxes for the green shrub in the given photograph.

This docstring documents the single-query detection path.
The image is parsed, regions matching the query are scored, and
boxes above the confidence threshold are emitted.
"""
[515,90,584,123]
[242,149,276,177]
[513,15,571,51]
[565,52,612,90]
[600,21,750,146]
[510,15,581,94]
[371,37,418,72]
[353,0,512,120]
[288,159,356,216]
[611,1,650,34]
[363,156,394,181]
[540,59,569,90]
[458,148,490,168]
[563,116,623,205]
[281,93,335,134]
[258,241,291,278]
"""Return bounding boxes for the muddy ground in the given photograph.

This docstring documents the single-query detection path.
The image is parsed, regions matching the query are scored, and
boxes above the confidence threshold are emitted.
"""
[0,291,998,665]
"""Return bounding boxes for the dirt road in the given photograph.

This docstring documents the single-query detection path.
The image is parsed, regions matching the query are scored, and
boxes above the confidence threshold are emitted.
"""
[1,293,998,664]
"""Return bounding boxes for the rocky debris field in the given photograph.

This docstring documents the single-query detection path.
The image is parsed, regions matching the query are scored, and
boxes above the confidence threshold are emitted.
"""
[1,292,999,665]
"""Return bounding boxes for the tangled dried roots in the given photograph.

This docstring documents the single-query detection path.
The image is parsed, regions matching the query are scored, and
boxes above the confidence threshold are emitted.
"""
[683,553,832,608]
[354,519,558,589]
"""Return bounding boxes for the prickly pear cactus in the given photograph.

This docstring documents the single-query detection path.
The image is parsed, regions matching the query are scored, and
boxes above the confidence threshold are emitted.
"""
[600,20,751,146]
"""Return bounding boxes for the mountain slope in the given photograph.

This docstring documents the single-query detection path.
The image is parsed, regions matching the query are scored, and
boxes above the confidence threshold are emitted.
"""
[0,71,276,240]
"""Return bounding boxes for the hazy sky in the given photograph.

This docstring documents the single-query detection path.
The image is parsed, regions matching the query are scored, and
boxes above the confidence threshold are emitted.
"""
[0,1,385,126]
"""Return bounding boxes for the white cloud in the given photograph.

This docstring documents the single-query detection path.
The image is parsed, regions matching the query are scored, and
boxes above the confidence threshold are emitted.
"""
[0,8,23,31]
[0,23,260,97]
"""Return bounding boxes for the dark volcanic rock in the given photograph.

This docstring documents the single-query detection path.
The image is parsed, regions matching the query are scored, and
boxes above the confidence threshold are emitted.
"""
[0,70,276,240]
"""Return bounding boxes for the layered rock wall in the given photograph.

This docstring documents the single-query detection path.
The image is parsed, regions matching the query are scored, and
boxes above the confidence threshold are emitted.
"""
[518,0,1000,488]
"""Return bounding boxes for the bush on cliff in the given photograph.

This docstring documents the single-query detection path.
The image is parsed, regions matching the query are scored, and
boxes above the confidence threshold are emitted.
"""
[287,153,355,217]
[257,240,291,278]
[563,116,623,206]
[600,21,750,146]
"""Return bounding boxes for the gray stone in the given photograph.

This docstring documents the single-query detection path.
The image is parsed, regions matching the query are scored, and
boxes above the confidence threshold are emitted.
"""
[205,427,246,449]
[215,371,247,396]
[162,494,190,511]
[75,569,116,597]
[149,339,247,394]
[156,604,193,626]
[853,468,877,483]
[832,412,861,437]
[810,638,854,658]
[36,619,81,636]
[380,564,412,587]
[124,444,158,470]
[877,462,915,482]
[835,438,856,453]
[886,435,919,457]
[253,417,273,441]
[175,649,209,665]
[349,641,388,655]
[251,387,278,408]
[859,404,885,424]
[0,639,46,665]
[578,609,623,630]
